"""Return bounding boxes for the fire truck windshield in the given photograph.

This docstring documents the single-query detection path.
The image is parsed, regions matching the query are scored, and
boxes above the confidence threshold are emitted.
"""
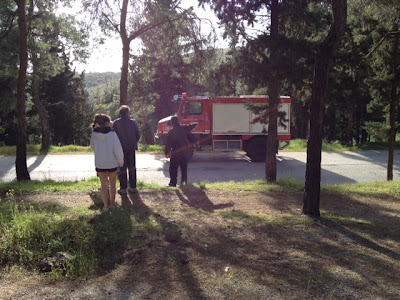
[182,101,203,115]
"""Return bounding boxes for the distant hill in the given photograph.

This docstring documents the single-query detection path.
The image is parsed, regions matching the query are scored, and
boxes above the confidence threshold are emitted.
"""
[84,72,120,89]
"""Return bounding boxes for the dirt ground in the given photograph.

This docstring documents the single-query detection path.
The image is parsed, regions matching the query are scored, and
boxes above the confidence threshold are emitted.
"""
[1,188,400,300]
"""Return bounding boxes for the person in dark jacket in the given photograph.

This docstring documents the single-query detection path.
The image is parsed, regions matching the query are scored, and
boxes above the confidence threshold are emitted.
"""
[113,105,141,194]
[165,116,197,187]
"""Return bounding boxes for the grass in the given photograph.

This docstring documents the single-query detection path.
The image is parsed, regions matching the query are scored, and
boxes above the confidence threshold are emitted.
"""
[2,176,399,197]
[283,138,400,152]
[191,177,304,193]
[0,178,164,194]
[0,139,398,156]
[322,180,400,197]
[0,144,164,156]
[0,191,133,278]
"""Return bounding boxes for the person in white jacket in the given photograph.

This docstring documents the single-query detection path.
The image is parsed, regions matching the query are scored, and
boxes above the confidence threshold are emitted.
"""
[90,114,124,211]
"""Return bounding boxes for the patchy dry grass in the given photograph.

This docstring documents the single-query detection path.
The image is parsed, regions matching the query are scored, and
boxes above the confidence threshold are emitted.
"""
[0,186,399,299]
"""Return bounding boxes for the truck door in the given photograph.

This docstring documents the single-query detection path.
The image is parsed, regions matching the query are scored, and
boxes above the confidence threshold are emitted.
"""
[179,99,210,135]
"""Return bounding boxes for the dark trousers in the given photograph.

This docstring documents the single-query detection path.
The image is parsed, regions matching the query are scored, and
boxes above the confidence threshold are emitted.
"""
[169,154,187,186]
[119,150,136,189]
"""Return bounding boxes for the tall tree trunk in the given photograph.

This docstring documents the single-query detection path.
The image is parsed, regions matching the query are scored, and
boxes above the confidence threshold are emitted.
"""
[303,1,347,216]
[119,0,129,106]
[265,0,280,182]
[387,29,399,181]
[15,0,31,181]
[120,38,130,106]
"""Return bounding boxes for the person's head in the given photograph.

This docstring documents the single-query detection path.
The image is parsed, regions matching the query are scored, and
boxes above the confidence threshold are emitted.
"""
[170,116,179,126]
[119,105,130,118]
[92,114,111,129]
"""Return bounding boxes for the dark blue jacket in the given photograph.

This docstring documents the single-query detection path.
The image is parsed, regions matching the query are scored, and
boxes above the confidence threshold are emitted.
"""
[165,124,197,157]
[113,116,140,152]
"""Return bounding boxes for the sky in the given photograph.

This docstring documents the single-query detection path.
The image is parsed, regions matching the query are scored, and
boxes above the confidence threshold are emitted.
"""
[63,1,226,74]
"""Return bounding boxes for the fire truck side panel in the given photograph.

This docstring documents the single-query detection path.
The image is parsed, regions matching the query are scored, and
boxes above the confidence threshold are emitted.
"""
[212,103,252,134]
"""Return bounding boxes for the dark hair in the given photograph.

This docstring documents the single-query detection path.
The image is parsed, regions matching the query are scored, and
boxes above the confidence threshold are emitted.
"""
[92,114,111,129]
[119,105,130,117]
[171,116,179,126]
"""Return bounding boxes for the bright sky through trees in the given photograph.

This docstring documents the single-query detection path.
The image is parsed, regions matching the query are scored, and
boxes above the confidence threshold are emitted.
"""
[60,0,225,73]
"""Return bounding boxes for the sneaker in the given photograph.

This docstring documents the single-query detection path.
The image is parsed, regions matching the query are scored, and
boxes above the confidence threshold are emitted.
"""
[112,203,120,209]
[128,187,138,193]
[118,189,127,195]
[168,183,176,187]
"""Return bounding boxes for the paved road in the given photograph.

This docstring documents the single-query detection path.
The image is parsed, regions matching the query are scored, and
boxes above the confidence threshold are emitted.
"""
[1,151,399,185]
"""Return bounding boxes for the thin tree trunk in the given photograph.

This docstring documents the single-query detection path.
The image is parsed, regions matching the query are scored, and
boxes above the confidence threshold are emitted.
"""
[265,0,280,182]
[119,0,129,106]
[15,0,31,181]
[303,0,347,216]
[387,30,399,181]
[120,38,130,106]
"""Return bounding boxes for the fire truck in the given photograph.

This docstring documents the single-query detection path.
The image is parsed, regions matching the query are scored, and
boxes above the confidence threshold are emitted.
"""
[155,93,291,162]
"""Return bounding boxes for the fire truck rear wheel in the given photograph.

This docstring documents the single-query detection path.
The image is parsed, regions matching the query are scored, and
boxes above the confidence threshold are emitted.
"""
[246,137,267,162]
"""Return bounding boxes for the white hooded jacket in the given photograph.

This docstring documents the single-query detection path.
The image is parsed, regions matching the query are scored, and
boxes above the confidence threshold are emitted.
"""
[90,127,124,170]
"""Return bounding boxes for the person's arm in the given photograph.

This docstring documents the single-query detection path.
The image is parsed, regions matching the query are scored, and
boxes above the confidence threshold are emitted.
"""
[113,133,124,167]
[90,133,95,150]
[187,123,198,131]
[134,121,140,142]
[165,132,172,158]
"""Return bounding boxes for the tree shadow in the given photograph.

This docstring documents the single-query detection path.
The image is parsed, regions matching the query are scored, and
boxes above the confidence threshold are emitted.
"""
[318,217,400,260]
[27,154,47,173]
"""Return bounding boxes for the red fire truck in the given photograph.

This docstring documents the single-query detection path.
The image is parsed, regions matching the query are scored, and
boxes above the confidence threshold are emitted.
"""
[155,93,291,161]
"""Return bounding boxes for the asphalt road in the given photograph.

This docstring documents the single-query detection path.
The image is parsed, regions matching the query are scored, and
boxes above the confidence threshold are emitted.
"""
[1,150,399,185]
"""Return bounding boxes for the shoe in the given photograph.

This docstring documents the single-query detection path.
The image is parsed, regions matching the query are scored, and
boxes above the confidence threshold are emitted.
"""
[118,189,127,195]
[128,187,138,193]
[168,183,176,187]
[112,203,120,209]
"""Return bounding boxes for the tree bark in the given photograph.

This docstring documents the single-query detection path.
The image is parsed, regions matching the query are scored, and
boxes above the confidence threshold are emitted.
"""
[303,0,347,216]
[119,0,129,106]
[265,0,280,182]
[387,29,399,181]
[15,0,31,181]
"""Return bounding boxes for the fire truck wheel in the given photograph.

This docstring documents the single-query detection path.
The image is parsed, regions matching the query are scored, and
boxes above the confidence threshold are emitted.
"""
[246,137,267,162]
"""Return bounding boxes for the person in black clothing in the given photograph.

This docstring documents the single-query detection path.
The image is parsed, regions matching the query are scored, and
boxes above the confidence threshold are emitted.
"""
[165,116,197,187]
[113,105,141,194]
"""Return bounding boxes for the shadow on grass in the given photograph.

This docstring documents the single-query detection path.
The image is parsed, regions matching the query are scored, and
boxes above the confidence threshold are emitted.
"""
[175,186,234,212]
[90,209,133,273]
[114,190,208,300]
